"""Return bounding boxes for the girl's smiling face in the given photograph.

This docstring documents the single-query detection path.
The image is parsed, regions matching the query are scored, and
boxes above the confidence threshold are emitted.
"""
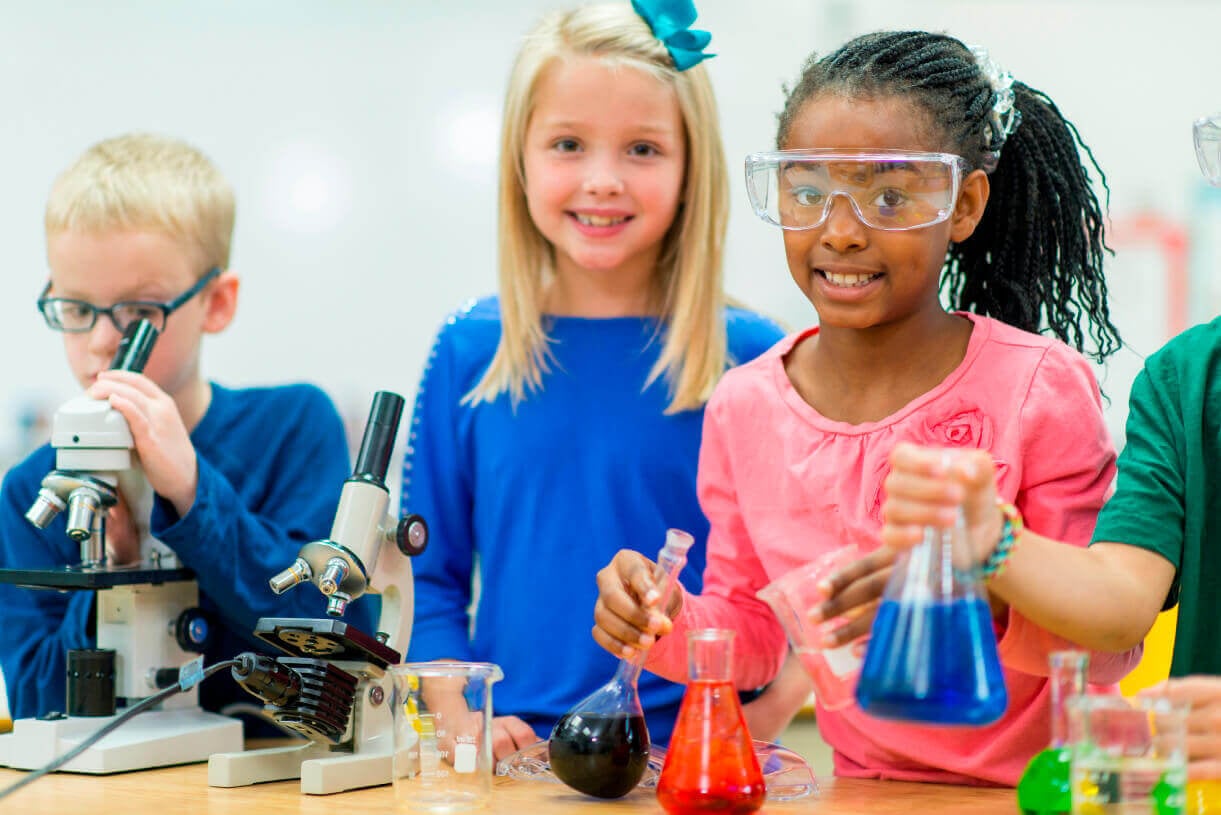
[521,55,686,308]
[779,94,987,332]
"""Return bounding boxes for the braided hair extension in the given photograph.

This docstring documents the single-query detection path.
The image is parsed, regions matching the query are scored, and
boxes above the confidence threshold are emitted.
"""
[776,31,1121,362]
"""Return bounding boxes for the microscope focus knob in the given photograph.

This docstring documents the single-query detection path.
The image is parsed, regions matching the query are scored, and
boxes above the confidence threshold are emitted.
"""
[396,514,429,557]
[174,607,216,653]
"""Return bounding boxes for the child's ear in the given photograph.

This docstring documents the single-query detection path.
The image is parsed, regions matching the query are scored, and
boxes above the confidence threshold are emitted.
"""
[201,270,239,334]
[949,169,990,243]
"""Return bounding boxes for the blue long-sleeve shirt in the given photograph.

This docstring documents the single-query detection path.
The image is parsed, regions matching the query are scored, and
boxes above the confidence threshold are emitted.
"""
[0,382,374,720]
[402,297,783,745]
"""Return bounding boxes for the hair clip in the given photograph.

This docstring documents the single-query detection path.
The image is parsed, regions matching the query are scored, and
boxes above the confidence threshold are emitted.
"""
[632,0,715,71]
[969,46,1022,172]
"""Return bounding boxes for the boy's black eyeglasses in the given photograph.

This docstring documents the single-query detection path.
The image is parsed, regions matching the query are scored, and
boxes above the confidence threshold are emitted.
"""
[37,267,222,334]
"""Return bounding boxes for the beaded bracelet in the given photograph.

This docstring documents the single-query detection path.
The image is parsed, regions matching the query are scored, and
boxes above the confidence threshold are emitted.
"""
[980,501,1023,580]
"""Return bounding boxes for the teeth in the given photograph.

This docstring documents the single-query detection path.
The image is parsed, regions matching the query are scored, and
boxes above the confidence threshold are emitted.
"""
[575,214,627,227]
[824,272,879,287]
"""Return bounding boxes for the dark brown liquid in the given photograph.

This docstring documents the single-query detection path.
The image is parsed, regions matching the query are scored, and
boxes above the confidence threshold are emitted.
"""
[549,711,650,799]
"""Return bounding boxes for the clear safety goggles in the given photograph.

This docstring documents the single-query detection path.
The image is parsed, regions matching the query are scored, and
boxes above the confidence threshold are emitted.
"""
[1194,113,1221,186]
[745,149,968,231]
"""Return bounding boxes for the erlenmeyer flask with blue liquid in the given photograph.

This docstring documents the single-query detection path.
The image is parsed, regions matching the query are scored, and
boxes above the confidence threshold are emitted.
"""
[855,508,1007,725]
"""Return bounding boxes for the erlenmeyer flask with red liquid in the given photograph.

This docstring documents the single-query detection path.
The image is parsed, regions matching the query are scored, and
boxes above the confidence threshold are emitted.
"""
[657,629,765,815]
[549,529,694,799]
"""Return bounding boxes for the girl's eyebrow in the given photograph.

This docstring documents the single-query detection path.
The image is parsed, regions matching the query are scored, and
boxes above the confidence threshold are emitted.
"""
[533,117,679,136]
[780,161,826,174]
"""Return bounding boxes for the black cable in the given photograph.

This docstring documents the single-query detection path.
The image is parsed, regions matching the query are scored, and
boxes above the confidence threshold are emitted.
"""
[0,658,238,802]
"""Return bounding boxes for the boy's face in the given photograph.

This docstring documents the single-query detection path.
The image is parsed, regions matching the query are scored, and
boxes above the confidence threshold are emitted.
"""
[45,228,217,398]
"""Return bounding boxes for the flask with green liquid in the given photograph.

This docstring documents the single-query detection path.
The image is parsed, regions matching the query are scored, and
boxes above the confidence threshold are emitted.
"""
[1016,651,1088,814]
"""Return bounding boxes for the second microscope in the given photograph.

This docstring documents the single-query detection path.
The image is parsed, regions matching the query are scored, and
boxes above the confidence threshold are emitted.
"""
[209,390,429,795]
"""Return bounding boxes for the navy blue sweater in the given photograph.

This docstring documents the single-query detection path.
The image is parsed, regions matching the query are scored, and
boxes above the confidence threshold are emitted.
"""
[0,382,374,720]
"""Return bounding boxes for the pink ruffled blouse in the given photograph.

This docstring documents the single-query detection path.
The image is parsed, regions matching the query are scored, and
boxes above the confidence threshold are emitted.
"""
[644,313,1141,786]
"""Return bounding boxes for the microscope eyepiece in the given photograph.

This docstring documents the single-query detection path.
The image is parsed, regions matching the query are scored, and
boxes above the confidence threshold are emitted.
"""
[352,391,405,487]
[109,319,160,374]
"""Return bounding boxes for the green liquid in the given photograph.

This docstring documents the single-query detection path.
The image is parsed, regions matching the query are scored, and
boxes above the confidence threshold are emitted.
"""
[1016,746,1071,815]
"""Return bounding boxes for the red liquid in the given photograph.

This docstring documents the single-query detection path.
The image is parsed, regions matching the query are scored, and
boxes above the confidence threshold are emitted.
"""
[656,680,765,815]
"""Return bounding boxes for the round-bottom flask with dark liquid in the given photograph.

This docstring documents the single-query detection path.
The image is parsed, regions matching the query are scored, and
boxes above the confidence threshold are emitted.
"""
[548,710,649,799]
[548,529,694,799]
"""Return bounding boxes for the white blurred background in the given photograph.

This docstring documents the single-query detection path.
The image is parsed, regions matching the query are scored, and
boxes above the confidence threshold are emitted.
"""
[0,0,1219,460]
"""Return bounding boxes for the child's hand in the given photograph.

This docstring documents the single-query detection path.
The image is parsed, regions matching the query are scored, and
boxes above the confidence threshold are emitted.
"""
[880,442,1003,565]
[490,715,540,762]
[808,548,895,646]
[89,370,199,518]
[1142,677,1221,780]
[592,550,681,661]
[106,491,141,565]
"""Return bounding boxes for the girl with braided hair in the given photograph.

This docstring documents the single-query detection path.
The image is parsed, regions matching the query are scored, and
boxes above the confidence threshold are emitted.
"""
[879,115,1221,785]
[591,30,1141,785]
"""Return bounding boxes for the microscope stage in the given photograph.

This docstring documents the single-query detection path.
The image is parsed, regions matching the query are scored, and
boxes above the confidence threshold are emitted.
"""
[254,617,400,669]
[0,565,196,591]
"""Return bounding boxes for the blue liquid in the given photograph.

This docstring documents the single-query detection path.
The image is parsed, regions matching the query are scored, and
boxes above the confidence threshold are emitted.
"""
[855,597,1007,725]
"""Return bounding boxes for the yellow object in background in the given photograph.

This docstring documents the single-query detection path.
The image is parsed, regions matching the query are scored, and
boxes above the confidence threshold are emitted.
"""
[1187,780,1221,814]
[0,668,9,733]
[1120,607,1178,696]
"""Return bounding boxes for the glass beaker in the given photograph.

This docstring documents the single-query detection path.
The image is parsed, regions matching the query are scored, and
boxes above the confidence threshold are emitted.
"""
[1017,651,1089,815]
[758,546,862,711]
[548,529,694,799]
[657,629,765,815]
[1067,694,1188,814]
[391,661,504,812]
[854,512,1007,725]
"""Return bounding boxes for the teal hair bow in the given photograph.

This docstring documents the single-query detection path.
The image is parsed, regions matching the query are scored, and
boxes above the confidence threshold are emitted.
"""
[631,0,715,71]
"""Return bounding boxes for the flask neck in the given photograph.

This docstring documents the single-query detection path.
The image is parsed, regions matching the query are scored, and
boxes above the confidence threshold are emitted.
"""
[687,629,734,683]
[1048,651,1088,747]
[894,510,982,602]
[613,658,644,688]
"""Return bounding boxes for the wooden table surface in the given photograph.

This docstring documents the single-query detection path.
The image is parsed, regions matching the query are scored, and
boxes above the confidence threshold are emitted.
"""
[0,761,1015,814]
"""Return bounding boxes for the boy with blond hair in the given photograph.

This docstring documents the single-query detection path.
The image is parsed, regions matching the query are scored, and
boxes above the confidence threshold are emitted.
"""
[0,133,368,720]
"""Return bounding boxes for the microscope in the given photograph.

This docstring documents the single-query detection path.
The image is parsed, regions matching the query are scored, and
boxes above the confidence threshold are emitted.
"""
[0,320,243,773]
[208,390,428,795]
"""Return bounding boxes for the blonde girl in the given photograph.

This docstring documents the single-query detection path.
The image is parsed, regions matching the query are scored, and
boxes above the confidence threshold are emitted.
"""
[401,1,782,760]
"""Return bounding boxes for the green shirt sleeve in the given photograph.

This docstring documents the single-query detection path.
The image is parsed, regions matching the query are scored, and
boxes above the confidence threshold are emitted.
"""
[1091,361,1185,609]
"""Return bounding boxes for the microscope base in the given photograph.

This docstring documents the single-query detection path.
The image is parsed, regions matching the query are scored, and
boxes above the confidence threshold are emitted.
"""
[0,706,242,774]
[209,742,393,795]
